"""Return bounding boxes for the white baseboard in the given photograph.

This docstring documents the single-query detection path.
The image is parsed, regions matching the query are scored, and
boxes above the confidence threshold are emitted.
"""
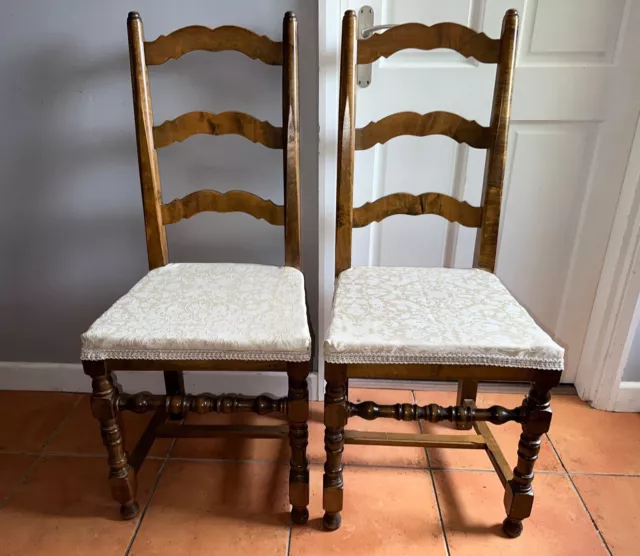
[0,362,319,401]
[614,381,640,412]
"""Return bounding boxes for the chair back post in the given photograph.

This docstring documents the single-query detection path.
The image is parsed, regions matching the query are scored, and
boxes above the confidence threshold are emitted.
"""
[282,12,302,269]
[474,10,519,272]
[127,12,168,270]
[334,11,358,278]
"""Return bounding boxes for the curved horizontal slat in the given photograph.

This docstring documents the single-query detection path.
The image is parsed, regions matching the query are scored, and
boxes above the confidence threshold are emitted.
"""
[356,111,491,150]
[153,111,283,149]
[144,25,283,66]
[161,190,284,226]
[357,22,500,64]
[352,192,483,228]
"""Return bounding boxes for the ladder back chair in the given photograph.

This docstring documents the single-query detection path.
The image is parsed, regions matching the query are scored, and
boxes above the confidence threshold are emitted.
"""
[81,11,311,525]
[322,10,564,538]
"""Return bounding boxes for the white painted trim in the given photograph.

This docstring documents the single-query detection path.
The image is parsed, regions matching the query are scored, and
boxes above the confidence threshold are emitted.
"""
[614,382,640,412]
[318,0,342,388]
[0,362,319,400]
[575,110,640,410]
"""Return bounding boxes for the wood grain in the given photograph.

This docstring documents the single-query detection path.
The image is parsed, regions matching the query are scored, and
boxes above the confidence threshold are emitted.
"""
[344,430,486,449]
[161,189,284,225]
[323,362,348,532]
[503,382,553,538]
[129,407,166,471]
[282,13,302,270]
[118,392,288,416]
[357,22,501,64]
[474,10,519,272]
[287,359,310,525]
[105,359,287,372]
[144,25,283,66]
[346,400,526,425]
[83,361,139,520]
[352,192,482,228]
[128,12,168,270]
[345,363,562,385]
[334,11,358,277]
[156,423,289,439]
[90,12,311,526]
[356,111,491,150]
[153,111,283,149]
[456,379,479,430]
[473,420,513,486]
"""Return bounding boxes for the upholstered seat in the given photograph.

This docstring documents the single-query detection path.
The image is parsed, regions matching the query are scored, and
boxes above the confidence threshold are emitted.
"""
[81,262,312,362]
[324,266,563,370]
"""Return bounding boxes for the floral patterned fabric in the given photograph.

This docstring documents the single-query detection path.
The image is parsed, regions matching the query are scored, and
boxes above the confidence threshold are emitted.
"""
[81,263,311,362]
[324,267,564,370]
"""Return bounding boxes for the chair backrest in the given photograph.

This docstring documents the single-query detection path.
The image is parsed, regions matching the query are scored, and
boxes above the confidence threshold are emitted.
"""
[127,12,302,270]
[334,10,519,277]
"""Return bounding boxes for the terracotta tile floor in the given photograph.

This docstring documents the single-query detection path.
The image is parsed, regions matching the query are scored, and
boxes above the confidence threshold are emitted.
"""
[0,388,638,555]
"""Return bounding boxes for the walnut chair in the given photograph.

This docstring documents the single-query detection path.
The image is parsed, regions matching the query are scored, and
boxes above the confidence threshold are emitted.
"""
[322,10,564,538]
[81,12,311,525]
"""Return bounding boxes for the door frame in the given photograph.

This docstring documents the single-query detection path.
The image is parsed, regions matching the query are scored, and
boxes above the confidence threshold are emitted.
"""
[576,110,640,411]
[317,1,640,408]
[317,0,342,389]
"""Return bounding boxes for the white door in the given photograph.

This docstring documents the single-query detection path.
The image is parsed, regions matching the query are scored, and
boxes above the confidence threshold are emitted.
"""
[320,0,640,384]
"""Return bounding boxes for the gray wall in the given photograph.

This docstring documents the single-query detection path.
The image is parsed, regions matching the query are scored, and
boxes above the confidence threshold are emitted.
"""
[0,0,318,362]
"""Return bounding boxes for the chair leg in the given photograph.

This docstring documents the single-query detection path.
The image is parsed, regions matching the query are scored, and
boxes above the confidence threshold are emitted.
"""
[287,362,310,525]
[323,363,347,531]
[83,361,139,520]
[164,370,186,420]
[455,379,478,430]
[503,381,553,538]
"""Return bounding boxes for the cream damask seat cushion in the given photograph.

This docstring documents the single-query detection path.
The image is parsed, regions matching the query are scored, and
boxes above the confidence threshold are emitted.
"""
[81,263,311,362]
[324,267,563,370]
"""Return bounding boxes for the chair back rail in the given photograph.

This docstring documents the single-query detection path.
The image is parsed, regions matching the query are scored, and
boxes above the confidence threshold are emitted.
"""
[352,192,483,229]
[334,9,518,276]
[153,111,283,149]
[355,111,491,150]
[127,11,302,270]
[144,25,283,66]
[161,190,285,226]
[357,22,501,64]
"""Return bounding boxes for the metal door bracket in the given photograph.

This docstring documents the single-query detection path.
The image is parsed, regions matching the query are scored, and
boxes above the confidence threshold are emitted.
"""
[357,6,374,88]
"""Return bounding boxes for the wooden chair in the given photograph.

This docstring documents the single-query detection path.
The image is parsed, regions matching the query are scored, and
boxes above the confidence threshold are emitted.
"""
[81,11,311,525]
[322,10,564,538]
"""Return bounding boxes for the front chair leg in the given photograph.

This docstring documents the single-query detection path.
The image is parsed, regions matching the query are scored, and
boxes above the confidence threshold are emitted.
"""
[323,363,347,531]
[83,361,139,520]
[287,362,310,525]
[503,381,553,538]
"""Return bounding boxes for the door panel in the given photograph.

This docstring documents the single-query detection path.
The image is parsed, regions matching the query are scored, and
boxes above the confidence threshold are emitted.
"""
[341,0,640,382]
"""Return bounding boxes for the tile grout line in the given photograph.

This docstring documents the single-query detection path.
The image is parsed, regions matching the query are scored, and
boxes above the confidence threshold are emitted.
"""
[285,518,293,556]
[413,390,451,556]
[5,445,640,477]
[124,437,177,556]
[545,433,613,556]
[6,449,639,477]
[0,454,39,511]
[0,394,84,512]
[568,471,640,478]
[43,394,86,449]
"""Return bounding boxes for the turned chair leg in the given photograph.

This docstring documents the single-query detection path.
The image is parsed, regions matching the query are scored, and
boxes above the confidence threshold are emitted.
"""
[287,362,310,525]
[83,361,139,520]
[455,379,478,430]
[323,363,347,531]
[503,381,553,538]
